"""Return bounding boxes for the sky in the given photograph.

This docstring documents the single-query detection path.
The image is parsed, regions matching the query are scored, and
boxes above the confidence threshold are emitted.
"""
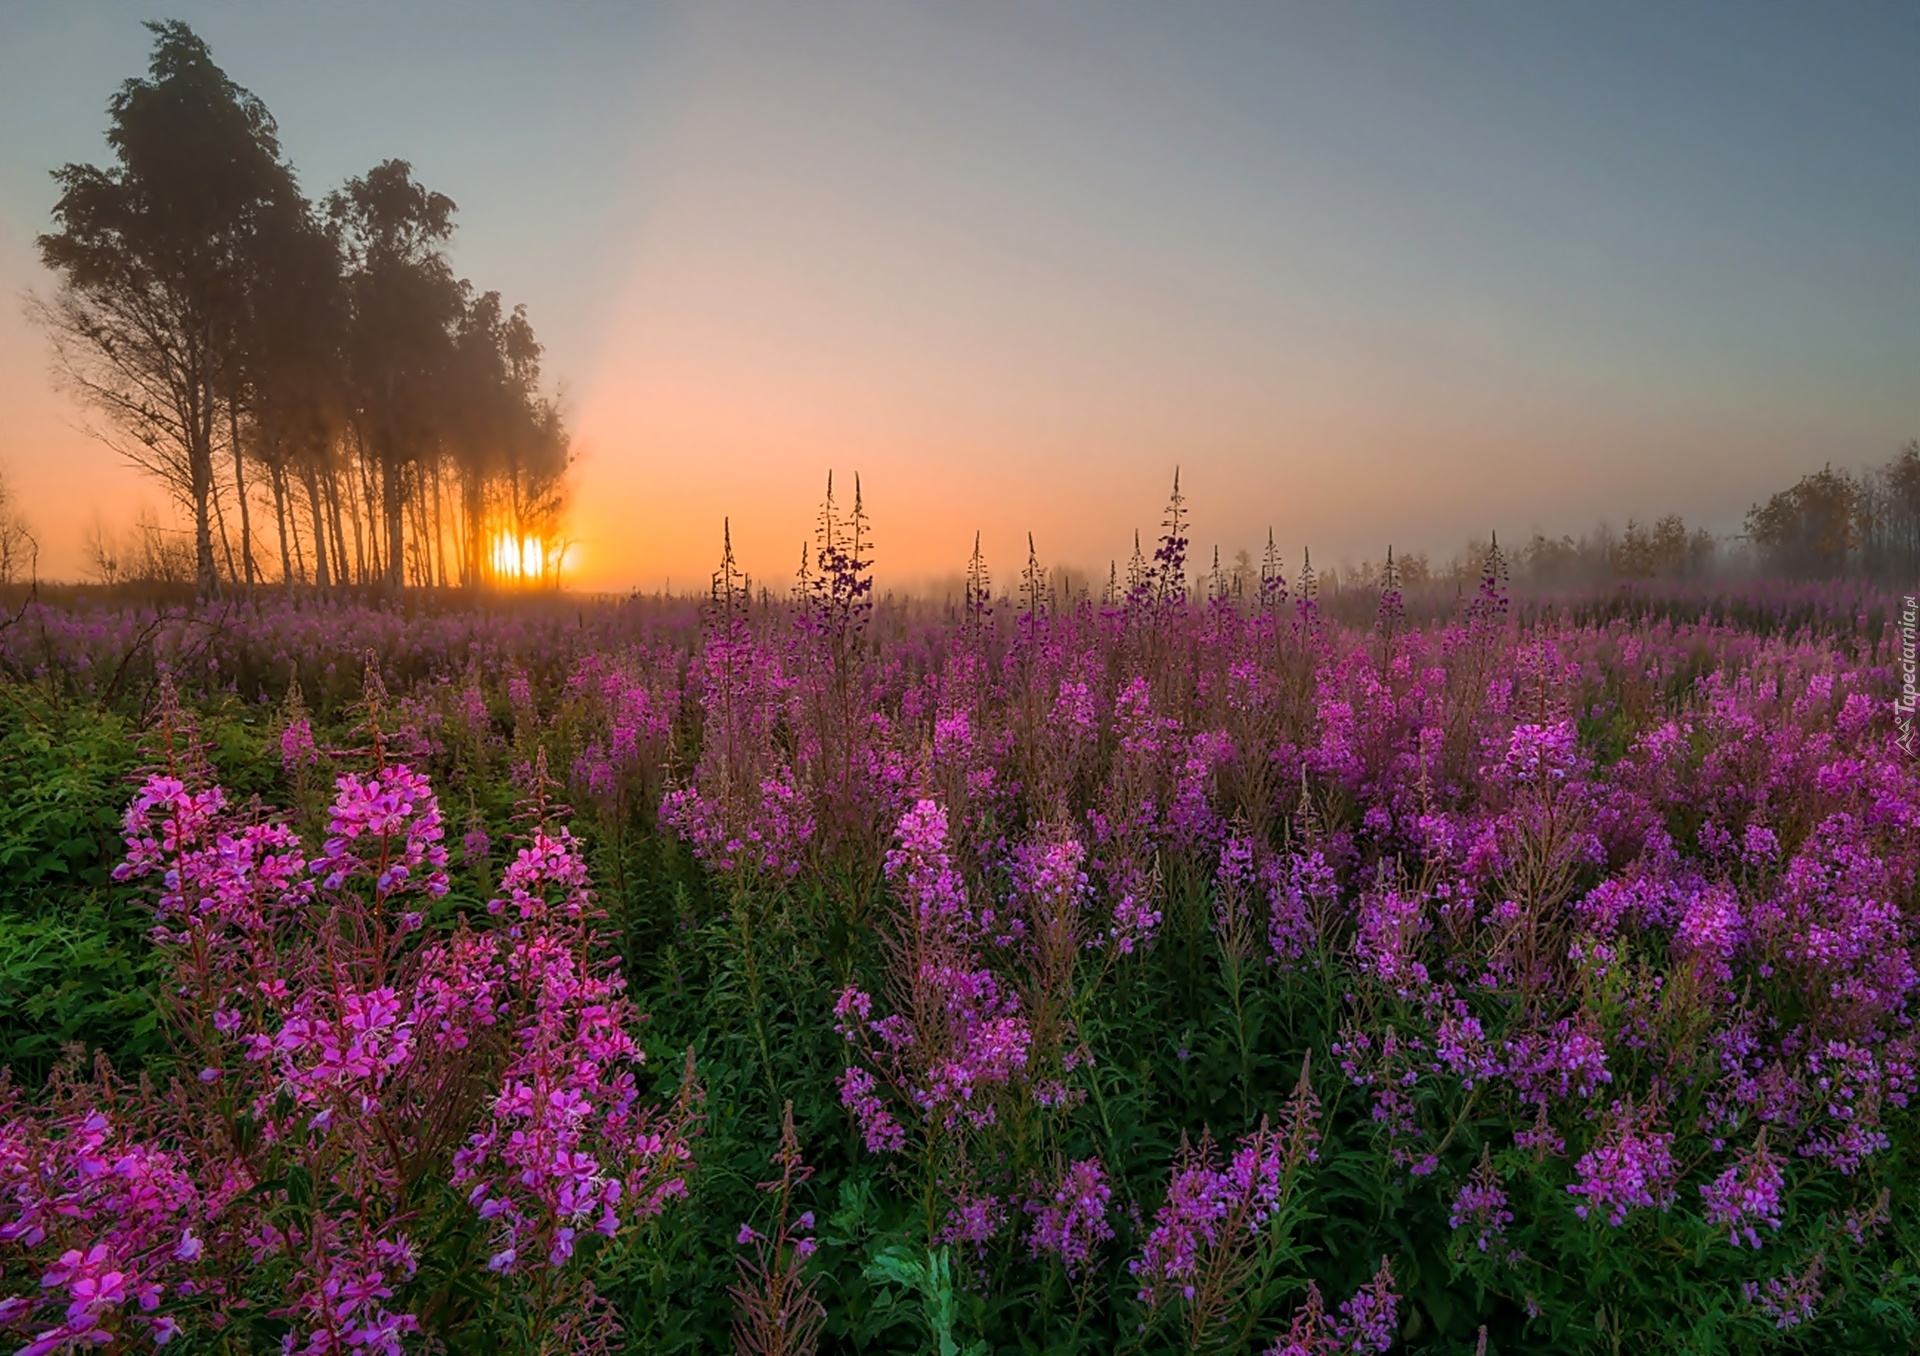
[0,1,1915,592]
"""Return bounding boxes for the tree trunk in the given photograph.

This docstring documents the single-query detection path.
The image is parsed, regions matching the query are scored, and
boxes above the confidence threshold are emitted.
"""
[355,430,381,583]
[229,399,256,588]
[326,462,352,588]
[384,451,406,592]
[189,381,219,597]
[192,437,218,595]
[269,456,294,586]
[462,468,483,586]
[302,455,331,590]
[286,472,310,589]
[211,476,238,587]
[430,456,447,588]
[342,452,367,586]
[208,417,238,587]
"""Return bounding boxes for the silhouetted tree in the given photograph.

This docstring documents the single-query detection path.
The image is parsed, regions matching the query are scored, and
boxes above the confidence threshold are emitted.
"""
[0,468,37,585]
[36,22,575,594]
[445,291,570,586]
[34,21,299,594]
[1611,514,1713,579]
[327,160,462,590]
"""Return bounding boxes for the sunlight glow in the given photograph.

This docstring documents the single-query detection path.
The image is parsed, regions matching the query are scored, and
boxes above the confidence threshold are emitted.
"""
[491,533,548,583]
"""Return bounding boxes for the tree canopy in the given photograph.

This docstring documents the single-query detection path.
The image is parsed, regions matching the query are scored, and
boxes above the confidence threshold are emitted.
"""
[36,21,571,594]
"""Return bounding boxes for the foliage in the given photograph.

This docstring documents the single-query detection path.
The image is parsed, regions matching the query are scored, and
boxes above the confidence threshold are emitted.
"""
[34,21,570,595]
[3,497,1920,1352]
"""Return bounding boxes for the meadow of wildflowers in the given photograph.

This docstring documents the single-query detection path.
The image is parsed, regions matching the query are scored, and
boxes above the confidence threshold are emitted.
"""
[1,484,1918,1354]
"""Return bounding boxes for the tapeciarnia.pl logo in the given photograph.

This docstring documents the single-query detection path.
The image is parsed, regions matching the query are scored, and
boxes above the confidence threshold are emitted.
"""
[1898,595,1917,755]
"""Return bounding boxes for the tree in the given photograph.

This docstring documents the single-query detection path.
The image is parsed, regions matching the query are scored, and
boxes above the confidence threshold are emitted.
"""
[446,291,571,586]
[0,468,36,586]
[1745,465,1860,579]
[1609,514,1710,579]
[328,160,462,591]
[242,196,349,590]
[38,24,574,595]
[1859,441,1920,583]
[34,21,300,594]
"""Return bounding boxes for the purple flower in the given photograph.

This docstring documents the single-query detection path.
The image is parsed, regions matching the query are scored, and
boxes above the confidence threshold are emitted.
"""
[1129,1122,1287,1306]
[1332,1258,1400,1353]
[309,767,449,899]
[1448,1157,1514,1256]
[1026,1158,1113,1275]
[1743,1255,1825,1330]
[1263,1259,1400,1356]
[838,1067,905,1154]
[1567,1100,1676,1226]
[1500,720,1583,786]
[938,1191,1005,1252]
[279,717,318,772]
[1700,1133,1784,1248]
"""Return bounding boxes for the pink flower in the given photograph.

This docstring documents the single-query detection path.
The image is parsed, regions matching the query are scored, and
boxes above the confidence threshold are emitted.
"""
[1567,1100,1676,1226]
[1026,1158,1113,1275]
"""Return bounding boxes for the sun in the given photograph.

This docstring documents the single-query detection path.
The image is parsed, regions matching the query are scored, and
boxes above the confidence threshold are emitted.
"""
[487,532,580,586]
[491,533,546,582]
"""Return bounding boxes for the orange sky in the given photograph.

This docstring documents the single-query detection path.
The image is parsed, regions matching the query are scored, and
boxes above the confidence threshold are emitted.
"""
[0,224,154,577]
[3,5,1916,593]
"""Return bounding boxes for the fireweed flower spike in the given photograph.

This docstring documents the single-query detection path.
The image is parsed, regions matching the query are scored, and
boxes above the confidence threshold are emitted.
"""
[1128,1118,1288,1339]
[835,798,1035,1150]
[1025,1158,1114,1275]
[309,764,450,898]
[0,1079,202,1356]
[1262,1261,1400,1355]
[729,1102,826,1356]
[21,733,698,1351]
[1700,1129,1786,1249]
[1567,1097,1678,1226]
[454,825,699,1274]
[1448,1149,1515,1259]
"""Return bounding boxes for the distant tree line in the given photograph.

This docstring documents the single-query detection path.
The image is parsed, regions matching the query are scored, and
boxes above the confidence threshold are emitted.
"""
[31,21,569,596]
[1301,514,1720,601]
[1742,443,1920,581]
[1305,440,1920,600]
[1004,442,1920,611]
